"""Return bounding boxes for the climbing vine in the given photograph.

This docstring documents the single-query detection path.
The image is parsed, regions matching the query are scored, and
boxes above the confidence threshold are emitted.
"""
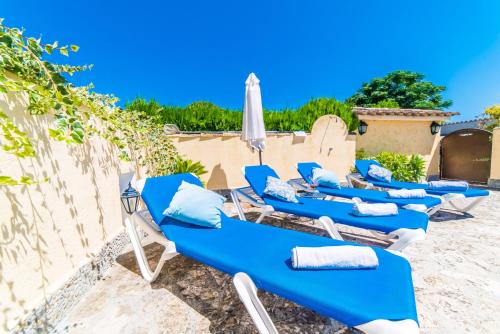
[0,19,183,185]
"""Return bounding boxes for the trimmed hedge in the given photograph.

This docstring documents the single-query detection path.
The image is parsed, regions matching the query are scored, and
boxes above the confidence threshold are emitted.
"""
[125,97,359,132]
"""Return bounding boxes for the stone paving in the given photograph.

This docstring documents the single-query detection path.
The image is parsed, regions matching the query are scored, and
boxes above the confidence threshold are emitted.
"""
[53,190,500,334]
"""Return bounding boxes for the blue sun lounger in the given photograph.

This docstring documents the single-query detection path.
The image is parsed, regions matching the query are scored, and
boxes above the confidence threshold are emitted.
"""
[354,160,489,212]
[231,165,429,251]
[295,162,442,216]
[125,172,419,334]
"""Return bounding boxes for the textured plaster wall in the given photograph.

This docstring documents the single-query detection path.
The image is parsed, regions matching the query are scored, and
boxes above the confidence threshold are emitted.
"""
[169,115,357,190]
[489,127,500,185]
[355,119,442,177]
[0,92,131,332]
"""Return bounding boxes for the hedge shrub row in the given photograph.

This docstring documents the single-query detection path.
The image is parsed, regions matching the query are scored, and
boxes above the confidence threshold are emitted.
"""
[125,97,359,132]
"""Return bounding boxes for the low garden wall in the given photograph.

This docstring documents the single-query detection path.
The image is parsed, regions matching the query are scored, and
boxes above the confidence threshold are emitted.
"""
[0,92,133,332]
[169,115,357,189]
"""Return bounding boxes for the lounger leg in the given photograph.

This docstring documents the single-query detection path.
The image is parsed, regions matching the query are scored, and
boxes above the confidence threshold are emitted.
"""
[426,204,442,216]
[448,196,486,212]
[317,216,344,240]
[233,273,278,334]
[256,205,275,224]
[125,213,178,283]
[387,228,426,252]
[231,190,247,221]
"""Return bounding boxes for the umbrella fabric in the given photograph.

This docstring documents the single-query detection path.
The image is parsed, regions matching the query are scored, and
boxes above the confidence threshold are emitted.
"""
[241,73,266,151]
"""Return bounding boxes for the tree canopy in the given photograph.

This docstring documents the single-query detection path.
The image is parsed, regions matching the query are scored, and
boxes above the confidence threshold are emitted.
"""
[347,70,452,110]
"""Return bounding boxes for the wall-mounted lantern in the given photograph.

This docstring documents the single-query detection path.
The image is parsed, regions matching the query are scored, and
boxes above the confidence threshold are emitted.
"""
[430,121,441,135]
[358,121,368,135]
[120,182,140,215]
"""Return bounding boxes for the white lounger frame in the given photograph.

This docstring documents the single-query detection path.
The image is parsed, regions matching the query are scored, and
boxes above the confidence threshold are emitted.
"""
[346,173,487,214]
[233,169,425,252]
[125,207,419,334]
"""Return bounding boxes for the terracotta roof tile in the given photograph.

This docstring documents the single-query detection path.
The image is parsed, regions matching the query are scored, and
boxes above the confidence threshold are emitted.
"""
[353,107,459,117]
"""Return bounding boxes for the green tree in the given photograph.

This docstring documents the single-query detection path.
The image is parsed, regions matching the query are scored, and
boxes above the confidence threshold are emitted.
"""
[372,99,400,108]
[347,70,452,110]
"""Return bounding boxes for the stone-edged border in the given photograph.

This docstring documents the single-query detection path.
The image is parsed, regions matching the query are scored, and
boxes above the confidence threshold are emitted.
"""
[11,230,131,334]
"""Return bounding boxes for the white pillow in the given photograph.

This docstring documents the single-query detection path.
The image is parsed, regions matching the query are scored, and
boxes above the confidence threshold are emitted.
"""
[368,164,392,183]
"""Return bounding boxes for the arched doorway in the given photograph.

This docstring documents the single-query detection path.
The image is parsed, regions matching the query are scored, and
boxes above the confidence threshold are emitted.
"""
[440,129,492,184]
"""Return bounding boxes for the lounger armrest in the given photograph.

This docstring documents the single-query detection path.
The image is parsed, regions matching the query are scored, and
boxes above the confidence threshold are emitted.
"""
[355,319,419,334]
[387,228,426,252]
[318,216,343,241]
[125,213,178,283]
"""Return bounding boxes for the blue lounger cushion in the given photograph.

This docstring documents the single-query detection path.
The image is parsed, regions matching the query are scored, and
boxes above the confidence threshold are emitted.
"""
[245,165,429,234]
[139,173,419,328]
[355,160,490,198]
[297,162,442,209]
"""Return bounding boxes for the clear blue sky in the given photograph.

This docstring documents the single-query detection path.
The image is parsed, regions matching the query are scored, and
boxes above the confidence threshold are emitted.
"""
[3,0,500,121]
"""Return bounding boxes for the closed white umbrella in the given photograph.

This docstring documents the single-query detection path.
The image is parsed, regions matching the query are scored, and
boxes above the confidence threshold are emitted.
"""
[241,72,266,165]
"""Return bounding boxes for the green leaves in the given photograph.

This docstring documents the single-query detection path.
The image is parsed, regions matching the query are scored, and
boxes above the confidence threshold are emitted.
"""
[172,158,208,177]
[49,114,86,144]
[0,20,127,187]
[347,70,452,110]
[59,46,68,56]
[361,151,426,182]
[125,97,359,133]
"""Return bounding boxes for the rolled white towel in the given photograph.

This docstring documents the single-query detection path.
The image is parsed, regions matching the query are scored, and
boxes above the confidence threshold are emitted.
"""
[352,202,398,216]
[387,189,427,198]
[291,245,379,270]
[427,180,468,191]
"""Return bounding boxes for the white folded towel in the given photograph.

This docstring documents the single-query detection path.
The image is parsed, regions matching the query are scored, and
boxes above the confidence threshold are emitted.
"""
[352,202,398,216]
[291,245,379,269]
[387,189,427,198]
[427,180,468,191]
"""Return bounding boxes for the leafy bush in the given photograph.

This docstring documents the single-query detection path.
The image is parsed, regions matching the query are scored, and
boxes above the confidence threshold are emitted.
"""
[126,97,359,132]
[172,158,208,179]
[355,148,369,160]
[358,151,426,182]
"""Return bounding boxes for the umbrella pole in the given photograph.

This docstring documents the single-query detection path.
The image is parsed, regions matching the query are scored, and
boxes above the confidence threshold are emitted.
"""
[258,149,262,166]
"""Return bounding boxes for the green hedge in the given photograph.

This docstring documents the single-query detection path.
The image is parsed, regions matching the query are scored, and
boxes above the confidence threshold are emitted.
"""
[125,97,359,132]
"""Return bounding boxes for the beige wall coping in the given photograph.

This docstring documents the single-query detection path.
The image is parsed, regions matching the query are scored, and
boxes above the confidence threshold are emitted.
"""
[357,114,453,121]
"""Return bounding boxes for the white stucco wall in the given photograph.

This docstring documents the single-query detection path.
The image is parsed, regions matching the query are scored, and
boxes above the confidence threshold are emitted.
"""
[0,92,131,331]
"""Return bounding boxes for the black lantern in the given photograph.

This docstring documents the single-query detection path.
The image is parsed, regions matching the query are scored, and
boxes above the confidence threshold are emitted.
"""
[358,121,368,135]
[121,182,139,215]
[430,121,441,135]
